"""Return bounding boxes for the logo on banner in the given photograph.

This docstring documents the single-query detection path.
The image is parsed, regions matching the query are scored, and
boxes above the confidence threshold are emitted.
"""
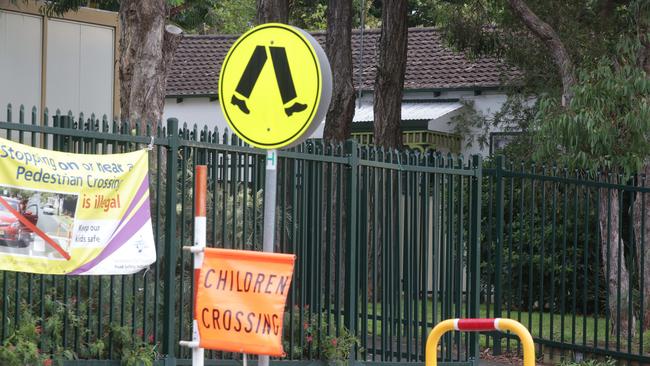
[195,248,295,356]
[218,23,332,149]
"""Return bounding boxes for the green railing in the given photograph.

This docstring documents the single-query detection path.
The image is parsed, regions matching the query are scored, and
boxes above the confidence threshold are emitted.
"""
[4,103,650,365]
[0,104,482,365]
[483,156,650,364]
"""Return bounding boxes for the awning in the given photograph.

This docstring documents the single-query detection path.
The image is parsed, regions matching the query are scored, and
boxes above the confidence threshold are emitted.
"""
[352,102,464,123]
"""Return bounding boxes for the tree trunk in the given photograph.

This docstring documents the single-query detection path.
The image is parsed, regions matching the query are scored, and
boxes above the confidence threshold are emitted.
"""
[119,0,182,127]
[635,4,650,329]
[323,0,356,142]
[256,0,288,24]
[321,0,357,304]
[373,0,408,149]
[506,0,576,106]
[634,164,650,329]
[638,2,650,75]
[599,187,636,336]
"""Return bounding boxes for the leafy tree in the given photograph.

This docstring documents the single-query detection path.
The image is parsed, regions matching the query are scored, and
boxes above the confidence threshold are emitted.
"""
[291,0,380,30]
[535,37,650,332]
[437,0,650,335]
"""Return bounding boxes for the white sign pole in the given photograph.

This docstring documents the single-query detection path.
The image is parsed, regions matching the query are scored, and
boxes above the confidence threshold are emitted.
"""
[194,166,207,365]
[259,149,278,366]
[216,23,332,366]
[179,165,207,366]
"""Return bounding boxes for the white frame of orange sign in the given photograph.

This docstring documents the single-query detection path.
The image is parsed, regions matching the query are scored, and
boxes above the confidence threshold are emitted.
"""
[179,165,208,366]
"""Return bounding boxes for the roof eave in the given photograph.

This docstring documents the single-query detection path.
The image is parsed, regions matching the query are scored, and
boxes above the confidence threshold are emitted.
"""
[164,84,516,98]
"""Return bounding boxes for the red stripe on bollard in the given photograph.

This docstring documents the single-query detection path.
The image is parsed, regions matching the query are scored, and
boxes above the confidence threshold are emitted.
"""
[457,318,496,331]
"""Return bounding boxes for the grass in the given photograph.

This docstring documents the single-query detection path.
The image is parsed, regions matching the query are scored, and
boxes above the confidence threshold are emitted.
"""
[355,299,650,355]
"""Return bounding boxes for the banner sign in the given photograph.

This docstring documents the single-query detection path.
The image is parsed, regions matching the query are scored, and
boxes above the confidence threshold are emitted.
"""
[196,248,295,356]
[0,137,155,275]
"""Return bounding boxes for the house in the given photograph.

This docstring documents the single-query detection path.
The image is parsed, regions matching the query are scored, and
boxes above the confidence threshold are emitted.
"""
[0,1,119,122]
[165,27,520,156]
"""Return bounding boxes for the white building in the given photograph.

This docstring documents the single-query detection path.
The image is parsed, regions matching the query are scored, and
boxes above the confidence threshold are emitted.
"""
[0,1,119,122]
[164,27,520,156]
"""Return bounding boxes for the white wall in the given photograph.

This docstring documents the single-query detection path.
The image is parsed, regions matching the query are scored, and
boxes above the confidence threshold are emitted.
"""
[46,19,114,120]
[163,96,328,140]
[163,89,510,155]
[425,90,508,156]
[0,10,42,114]
[0,11,115,121]
[163,97,228,132]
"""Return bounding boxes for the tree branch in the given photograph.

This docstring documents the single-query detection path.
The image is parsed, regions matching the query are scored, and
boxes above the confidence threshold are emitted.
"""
[506,0,576,106]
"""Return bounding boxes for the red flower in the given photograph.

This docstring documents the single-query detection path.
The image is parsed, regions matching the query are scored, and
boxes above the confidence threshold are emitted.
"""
[43,359,53,366]
[35,325,42,335]
[303,322,309,330]
[331,338,338,347]
[148,334,155,343]
[306,335,313,343]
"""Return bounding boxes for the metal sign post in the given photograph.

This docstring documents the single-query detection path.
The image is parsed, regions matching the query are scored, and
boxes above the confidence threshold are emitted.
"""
[206,21,332,366]
[259,149,277,366]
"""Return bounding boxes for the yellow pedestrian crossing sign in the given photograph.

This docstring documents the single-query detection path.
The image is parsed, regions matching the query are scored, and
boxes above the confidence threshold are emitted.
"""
[218,23,332,149]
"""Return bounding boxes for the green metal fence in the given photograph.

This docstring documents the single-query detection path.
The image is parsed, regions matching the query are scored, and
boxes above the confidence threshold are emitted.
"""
[0,104,482,365]
[4,102,650,365]
[483,155,650,364]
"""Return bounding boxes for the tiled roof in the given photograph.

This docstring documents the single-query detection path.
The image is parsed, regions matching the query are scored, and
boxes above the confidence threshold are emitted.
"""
[166,27,520,97]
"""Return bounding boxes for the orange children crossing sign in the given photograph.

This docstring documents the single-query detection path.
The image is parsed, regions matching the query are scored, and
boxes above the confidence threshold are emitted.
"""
[195,248,296,355]
[218,23,332,149]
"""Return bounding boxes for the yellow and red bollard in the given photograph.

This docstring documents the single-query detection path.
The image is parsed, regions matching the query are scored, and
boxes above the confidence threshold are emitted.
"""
[425,318,535,366]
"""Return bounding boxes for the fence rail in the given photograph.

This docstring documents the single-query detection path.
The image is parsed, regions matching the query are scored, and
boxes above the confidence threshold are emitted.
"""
[0,104,481,365]
[483,156,650,364]
[2,103,647,364]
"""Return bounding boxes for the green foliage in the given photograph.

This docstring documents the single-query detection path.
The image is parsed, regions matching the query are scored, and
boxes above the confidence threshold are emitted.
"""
[282,306,361,363]
[534,38,650,175]
[290,0,328,30]
[0,290,156,365]
[319,327,359,365]
[0,302,81,366]
[37,0,119,16]
[109,324,157,366]
[290,0,381,30]
[170,0,256,35]
[559,358,616,366]
[435,0,646,96]
[0,311,44,366]
[480,164,606,313]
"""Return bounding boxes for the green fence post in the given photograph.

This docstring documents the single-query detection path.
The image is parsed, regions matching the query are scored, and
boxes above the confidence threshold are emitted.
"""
[344,139,359,362]
[493,155,504,355]
[163,118,179,365]
[469,155,482,364]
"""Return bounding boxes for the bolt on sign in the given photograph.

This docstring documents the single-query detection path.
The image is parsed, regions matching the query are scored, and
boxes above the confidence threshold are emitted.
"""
[195,248,295,355]
[219,23,332,149]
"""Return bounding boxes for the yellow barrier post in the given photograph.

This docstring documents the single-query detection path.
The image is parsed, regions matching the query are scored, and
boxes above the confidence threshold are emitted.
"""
[426,318,535,366]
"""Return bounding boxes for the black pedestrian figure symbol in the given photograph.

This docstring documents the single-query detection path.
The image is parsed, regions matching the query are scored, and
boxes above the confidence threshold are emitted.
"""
[231,46,308,117]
